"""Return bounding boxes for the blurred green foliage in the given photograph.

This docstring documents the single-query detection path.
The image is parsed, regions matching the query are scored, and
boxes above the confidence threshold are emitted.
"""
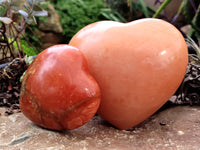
[106,0,200,43]
[24,23,43,53]
[23,0,200,51]
[8,38,37,56]
[15,40,37,56]
[0,0,47,63]
[51,0,107,42]
[153,0,200,43]
[105,0,155,21]
[51,0,126,42]
[187,4,200,42]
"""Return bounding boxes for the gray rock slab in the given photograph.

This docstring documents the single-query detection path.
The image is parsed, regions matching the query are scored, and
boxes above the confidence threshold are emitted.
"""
[0,106,200,150]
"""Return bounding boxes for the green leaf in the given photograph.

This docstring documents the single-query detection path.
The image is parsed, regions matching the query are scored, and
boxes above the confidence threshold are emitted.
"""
[0,5,6,16]
[191,5,200,41]
[26,0,33,7]
[192,5,200,31]
[153,0,171,18]
[32,10,48,16]
[18,10,33,24]
[26,18,33,24]
[183,0,192,23]
[25,55,34,64]
[137,0,150,18]
[100,8,127,22]
[18,10,29,19]
[20,71,26,82]
[13,39,37,56]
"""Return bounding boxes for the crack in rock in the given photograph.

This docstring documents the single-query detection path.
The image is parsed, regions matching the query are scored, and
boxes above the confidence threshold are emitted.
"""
[9,133,32,146]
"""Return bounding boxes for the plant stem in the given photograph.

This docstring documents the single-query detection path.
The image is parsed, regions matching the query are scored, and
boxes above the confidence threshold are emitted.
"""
[138,0,150,18]
[152,0,171,18]
[191,4,200,29]
[188,4,200,38]
[171,1,185,23]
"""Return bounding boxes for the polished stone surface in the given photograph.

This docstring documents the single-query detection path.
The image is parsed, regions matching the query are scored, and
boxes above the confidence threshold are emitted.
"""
[0,105,200,150]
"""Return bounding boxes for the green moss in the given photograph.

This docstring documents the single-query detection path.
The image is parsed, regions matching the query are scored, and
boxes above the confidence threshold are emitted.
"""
[52,0,107,42]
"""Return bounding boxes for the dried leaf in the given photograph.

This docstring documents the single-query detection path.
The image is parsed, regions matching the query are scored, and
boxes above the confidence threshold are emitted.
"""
[0,17,12,24]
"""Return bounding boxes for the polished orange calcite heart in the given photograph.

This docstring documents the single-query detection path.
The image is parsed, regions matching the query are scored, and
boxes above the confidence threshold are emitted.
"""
[69,18,188,130]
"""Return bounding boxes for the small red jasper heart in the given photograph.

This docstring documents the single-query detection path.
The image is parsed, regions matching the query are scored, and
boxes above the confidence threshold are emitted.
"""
[20,45,101,131]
